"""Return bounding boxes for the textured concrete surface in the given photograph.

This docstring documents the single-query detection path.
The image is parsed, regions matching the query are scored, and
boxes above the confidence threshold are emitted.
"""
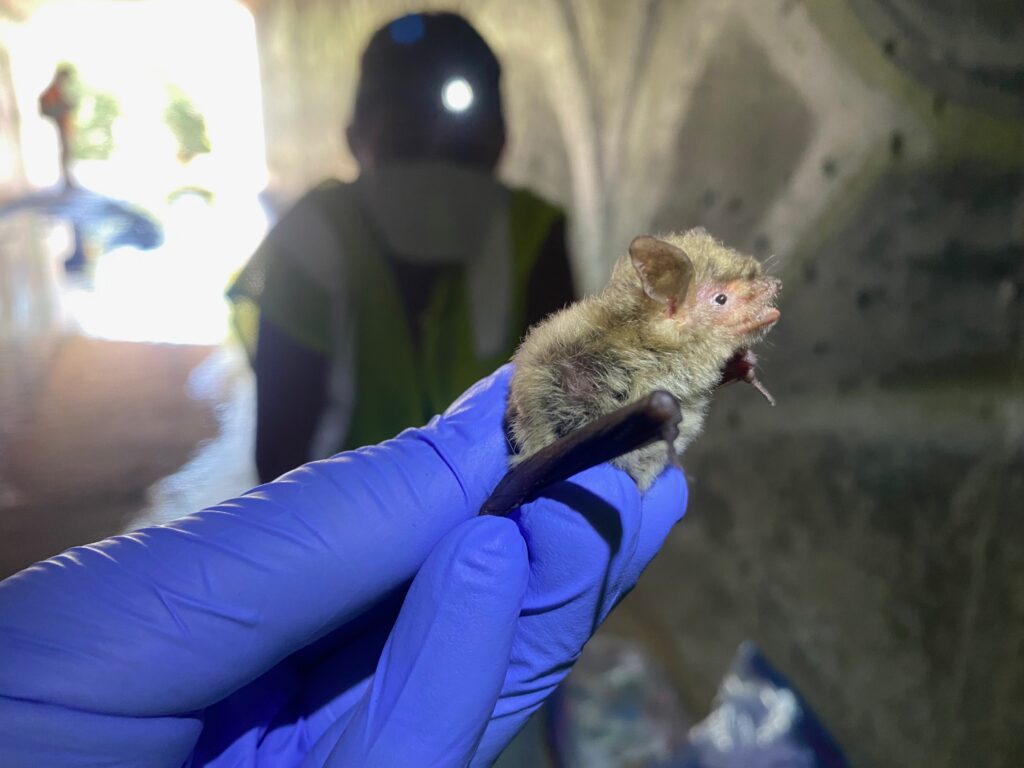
[607,386,1022,767]
[847,0,1024,116]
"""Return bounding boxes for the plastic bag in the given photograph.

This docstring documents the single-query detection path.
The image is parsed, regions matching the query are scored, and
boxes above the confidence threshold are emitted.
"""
[662,642,849,768]
[549,638,848,768]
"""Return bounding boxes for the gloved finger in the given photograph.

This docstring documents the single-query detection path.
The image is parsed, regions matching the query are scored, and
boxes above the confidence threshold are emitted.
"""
[191,588,404,766]
[0,366,513,721]
[269,470,687,758]
[472,464,644,765]
[227,470,686,761]
[306,516,528,768]
[0,695,200,768]
[626,465,688,584]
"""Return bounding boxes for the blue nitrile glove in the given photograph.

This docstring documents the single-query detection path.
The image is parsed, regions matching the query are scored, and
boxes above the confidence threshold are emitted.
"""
[0,365,687,767]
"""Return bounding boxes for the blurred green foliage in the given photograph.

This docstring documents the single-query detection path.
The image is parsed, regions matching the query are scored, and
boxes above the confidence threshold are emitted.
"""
[70,88,119,161]
[165,86,211,162]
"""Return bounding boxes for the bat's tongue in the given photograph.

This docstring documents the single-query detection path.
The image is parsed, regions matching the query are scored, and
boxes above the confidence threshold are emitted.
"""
[718,348,776,406]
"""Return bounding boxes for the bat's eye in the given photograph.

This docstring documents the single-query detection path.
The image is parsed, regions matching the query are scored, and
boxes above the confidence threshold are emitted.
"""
[714,293,728,305]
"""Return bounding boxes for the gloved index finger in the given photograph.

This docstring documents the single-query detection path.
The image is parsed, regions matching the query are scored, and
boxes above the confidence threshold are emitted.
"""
[0,366,513,720]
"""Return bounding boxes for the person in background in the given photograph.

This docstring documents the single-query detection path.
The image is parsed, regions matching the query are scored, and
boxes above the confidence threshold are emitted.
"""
[230,12,575,483]
[38,64,77,188]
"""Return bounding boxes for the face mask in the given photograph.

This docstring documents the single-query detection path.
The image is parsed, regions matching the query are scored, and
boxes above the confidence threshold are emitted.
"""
[355,161,512,357]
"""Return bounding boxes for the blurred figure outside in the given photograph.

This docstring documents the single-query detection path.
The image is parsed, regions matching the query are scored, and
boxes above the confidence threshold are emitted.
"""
[38,63,77,189]
[230,12,575,483]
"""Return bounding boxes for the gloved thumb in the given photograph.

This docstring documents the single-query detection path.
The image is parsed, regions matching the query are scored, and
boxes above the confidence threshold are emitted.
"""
[308,516,529,767]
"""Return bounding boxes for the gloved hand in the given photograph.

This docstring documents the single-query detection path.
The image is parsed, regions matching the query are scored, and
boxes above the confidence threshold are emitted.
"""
[0,365,687,767]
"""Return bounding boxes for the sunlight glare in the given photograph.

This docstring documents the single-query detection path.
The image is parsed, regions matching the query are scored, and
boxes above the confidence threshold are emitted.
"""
[8,0,269,345]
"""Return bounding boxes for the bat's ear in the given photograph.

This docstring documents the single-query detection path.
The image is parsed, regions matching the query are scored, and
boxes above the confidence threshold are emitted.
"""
[628,235,695,310]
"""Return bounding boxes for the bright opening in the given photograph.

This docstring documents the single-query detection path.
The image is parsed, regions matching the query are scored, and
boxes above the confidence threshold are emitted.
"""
[5,0,269,345]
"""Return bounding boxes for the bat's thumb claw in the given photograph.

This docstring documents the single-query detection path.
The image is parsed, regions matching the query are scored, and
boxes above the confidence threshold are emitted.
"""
[750,376,776,406]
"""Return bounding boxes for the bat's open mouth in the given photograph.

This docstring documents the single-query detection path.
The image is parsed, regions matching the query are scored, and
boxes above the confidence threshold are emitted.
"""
[740,307,780,335]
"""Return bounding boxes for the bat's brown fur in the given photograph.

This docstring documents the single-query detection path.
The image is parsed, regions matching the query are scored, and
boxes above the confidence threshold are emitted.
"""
[507,227,781,489]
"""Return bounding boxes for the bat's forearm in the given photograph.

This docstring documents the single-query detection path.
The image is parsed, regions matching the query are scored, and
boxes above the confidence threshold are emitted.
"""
[479,391,682,516]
